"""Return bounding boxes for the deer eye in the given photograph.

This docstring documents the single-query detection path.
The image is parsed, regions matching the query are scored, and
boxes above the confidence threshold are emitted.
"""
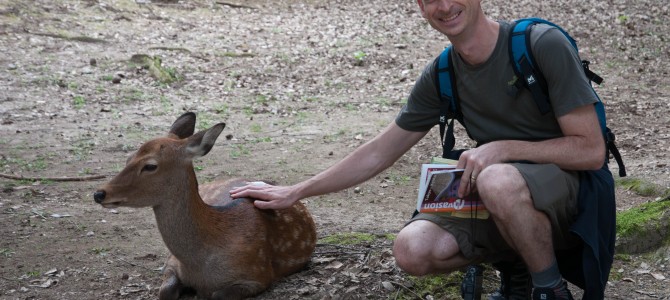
[142,164,158,172]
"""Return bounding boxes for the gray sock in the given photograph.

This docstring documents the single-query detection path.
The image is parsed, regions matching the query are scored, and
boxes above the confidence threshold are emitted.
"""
[530,259,562,288]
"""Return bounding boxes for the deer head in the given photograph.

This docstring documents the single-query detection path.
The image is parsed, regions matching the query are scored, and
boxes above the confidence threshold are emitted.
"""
[93,112,225,208]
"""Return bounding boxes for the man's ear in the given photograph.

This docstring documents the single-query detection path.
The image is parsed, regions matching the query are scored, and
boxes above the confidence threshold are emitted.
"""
[416,0,426,16]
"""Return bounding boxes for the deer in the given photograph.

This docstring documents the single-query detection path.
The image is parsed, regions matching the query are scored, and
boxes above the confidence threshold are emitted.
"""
[93,112,317,300]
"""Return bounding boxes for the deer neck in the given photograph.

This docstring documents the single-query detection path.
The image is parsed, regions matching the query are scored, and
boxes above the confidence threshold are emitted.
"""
[152,169,212,265]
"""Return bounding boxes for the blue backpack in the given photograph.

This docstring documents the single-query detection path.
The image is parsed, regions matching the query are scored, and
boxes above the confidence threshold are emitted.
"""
[436,18,626,177]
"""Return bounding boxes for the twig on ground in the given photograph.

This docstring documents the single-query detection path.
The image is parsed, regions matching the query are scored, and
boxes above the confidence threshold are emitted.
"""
[215,1,257,9]
[31,210,48,220]
[0,173,106,182]
[314,250,368,256]
[24,30,108,44]
[111,253,156,272]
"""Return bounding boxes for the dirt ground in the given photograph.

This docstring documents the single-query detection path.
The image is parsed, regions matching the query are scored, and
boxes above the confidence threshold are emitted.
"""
[0,0,668,299]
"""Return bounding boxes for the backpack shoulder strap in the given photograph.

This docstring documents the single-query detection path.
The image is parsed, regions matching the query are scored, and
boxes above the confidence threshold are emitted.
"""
[510,18,626,176]
[435,46,465,159]
[509,18,559,115]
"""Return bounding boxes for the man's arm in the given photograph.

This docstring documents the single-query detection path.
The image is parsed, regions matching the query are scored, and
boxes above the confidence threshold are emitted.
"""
[457,103,605,196]
[230,122,428,209]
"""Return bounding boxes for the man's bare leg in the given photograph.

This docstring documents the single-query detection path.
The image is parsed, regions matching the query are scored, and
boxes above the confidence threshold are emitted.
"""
[478,164,571,298]
[393,220,471,275]
[476,164,554,273]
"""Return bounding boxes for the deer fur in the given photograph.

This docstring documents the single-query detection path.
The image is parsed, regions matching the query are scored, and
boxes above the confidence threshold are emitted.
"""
[94,112,317,300]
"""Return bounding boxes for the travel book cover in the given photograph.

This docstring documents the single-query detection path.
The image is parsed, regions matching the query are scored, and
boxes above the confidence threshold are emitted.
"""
[416,160,489,219]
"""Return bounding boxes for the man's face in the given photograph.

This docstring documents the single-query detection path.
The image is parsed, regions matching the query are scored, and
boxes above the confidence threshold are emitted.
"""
[417,0,480,37]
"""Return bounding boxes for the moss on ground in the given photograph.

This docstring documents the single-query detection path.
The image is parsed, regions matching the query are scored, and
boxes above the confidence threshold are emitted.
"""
[616,198,670,237]
[129,54,182,84]
[615,177,664,197]
[615,176,670,238]
[393,273,463,300]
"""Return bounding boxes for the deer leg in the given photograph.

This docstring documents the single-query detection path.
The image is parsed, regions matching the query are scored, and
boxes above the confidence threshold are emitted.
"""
[210,281,266,300]
[158,255,185,300]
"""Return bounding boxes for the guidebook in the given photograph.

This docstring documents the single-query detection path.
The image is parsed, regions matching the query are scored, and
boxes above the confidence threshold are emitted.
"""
[416,158,489,219]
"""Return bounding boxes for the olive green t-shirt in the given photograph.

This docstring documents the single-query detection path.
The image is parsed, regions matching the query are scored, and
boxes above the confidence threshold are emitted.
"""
[395,21,599,144]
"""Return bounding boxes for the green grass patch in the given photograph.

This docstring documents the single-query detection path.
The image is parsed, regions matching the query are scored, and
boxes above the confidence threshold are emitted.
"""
[609,269,624,281]
[0,248,14,257]
[323,129,347,143]
[73,95,85,108]
[395,273,463,300]
[230,144,250,159]
[70,139,94,160]
[216,51,255,58]
[91,247,110,255]
[382,233,396,241]
[250,123,262,133]
[615,177,662,197]
[1,154,51,172]
[25,270,41,278]
[129,54,182,84]
[613,253,632,262]
[213,104,230,115]
[253,137,272,143]
[318,232,376,245]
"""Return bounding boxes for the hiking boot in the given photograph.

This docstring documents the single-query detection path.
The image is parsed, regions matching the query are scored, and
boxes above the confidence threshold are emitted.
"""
[488,260,532,300]
[532,281,574,300]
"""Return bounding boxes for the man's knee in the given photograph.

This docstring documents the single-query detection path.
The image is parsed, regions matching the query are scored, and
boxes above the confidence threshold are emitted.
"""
[393,221,461,276]
[478,164,531,214]
[393,228,433,275]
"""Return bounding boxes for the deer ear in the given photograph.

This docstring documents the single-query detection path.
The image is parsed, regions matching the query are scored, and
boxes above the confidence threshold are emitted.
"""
[169,112,197,139]
[186,123,226,158]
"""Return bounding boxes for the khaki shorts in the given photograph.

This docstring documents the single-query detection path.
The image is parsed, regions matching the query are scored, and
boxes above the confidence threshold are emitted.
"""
[407,163,580,262]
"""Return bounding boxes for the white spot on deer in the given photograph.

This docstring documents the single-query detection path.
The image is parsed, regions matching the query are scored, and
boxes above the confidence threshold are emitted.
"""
[300,240,309,250]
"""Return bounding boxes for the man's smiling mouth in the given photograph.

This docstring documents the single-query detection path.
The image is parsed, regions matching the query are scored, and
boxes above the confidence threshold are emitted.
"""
[441,11,461,23]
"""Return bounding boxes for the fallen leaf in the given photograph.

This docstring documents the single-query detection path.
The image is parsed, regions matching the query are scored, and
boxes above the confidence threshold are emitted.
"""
[44,269,58,276]
[312,257,336,264]
[381,281,395,291]
[30,279,58,288]
[325,261,344,269]
[50,214,72,218]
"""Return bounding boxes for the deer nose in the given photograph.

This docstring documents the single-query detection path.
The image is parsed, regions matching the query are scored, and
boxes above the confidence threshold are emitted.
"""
[94,190,106,203]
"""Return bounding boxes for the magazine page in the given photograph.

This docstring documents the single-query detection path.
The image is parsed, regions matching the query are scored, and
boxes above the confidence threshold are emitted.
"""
[416,164,456,207]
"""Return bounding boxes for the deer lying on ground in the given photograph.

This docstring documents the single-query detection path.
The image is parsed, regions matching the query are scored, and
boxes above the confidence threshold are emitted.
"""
[93,112,317,300]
